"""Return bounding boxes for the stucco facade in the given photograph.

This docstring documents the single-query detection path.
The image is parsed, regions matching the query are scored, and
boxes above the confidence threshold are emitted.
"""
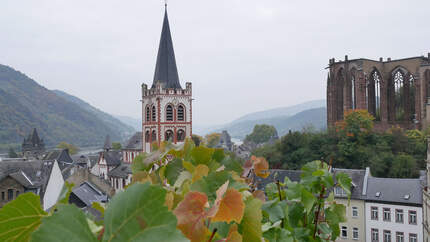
[336,198,366,241]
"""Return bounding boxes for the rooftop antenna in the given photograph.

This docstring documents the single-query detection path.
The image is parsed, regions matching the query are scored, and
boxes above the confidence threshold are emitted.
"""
[165,0,168,9]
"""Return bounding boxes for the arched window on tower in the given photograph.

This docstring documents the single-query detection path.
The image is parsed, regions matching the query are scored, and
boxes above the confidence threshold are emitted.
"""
[393,71,405,121]
[426,70,430,99]
[151,130,157,142]
[177,105,184,121]
[166,105,173,121]
[152,106,156,122]
[146,106,150,122]
[336,68,345,120]
[351,74,356,109]
[368,70,381,121]
[145,131,150,143]
[177,129,185,142]
[165,130,174,142]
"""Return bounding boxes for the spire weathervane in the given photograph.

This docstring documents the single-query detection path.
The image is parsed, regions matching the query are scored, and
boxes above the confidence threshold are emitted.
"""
[164,0,168,9]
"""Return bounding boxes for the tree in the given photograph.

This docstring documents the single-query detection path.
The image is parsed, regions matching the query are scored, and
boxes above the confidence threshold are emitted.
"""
[191,134,203,147]
[245,124,278,144]
[389,154,419,178]
[0,141,351,241]
[205,132,221,148]
[112,142,122,150]
[56,142,79,155]
[8,148,18,158]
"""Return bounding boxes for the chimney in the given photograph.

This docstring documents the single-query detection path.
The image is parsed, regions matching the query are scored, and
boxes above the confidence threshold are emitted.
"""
[428,52,430,60]
[345,55,348,61]
[379,57,383,62]
[387,57,391,61]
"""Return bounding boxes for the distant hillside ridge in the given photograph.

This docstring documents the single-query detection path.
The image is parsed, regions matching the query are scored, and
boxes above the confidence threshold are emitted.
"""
[114,115,141,131]
[231,99,326,125]
[53,90,135,137]
[214,107,327,140]
[0,64,131,151]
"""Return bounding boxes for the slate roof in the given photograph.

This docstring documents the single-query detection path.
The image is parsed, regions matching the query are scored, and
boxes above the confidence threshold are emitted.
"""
[44,149,73,171]
[254,169,302,190]
[0,160,55,198]
[333,168,366,200]
[152,8,182,89]
[71,182,108,207]
[103,135,112,151]
[124,132,143,150]
[365,177,423,206]
[103,151,122,166]
[109,163,131,179]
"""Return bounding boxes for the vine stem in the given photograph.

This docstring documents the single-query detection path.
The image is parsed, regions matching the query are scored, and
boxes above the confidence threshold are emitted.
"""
[208,228,217,242]
[313,185,325,239]
[276,180,282,201]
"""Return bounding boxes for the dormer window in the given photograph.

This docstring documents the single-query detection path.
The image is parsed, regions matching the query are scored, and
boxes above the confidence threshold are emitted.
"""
[335,186,347,197]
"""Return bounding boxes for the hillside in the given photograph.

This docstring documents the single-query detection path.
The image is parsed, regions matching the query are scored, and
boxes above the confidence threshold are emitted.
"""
[0,64,131,151]
[214,107,327,139]
[114,115,141,131]
[53,90,135,136]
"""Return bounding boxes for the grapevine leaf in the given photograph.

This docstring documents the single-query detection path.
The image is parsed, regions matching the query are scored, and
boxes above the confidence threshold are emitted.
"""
[239,197,262,242]
[211,188,244,223]
[103,183,187,242]
[0,193,46,242]
[57,181,74,204]
[191,170,230,201]
[165,158,184,185]
[226,224,242,242]
[335,172,352,197]
[301,188,316,214]
[191,146,214,165]
[92,202,105,217]
[173,192,209,242]
[263,227,293,242]
[212,148,225,162]
[252,190,266,202]
[192,164,209,183]
[31,204,96,242]
[242,159,253,177]
[221,157,243,174]
[253,156,270,178]
[182,160,195,173]
[261,200,285,223]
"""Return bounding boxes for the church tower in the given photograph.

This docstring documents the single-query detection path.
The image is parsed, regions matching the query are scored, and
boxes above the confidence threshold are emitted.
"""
[142,6,192,153]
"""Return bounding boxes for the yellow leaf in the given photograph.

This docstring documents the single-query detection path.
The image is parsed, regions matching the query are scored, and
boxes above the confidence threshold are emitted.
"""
[165,192,174,210]
[192,164,209,183]
[183,160,195,173]
[207,180,229,217]
[253,156,270,178]
[226,224,242,242]
[211,188,245,223]
[252,190,266,202]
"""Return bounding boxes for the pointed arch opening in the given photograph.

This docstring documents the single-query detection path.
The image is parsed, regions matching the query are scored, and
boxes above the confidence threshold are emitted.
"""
[177,105,185,121]
[151,106,156,122]
[336,68,345,120]
[368,69,382,121]
[151,130,157,142]
[146,106,150,122]
[166,105,173,121]
[177,129,185,142]
[165,130,174,142]
[145,131,150,143]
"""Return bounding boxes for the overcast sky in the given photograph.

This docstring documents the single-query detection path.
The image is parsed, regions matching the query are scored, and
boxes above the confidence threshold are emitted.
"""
[1,0,429,126]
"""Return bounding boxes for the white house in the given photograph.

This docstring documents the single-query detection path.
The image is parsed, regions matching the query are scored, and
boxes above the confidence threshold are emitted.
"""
[365,177,423,242]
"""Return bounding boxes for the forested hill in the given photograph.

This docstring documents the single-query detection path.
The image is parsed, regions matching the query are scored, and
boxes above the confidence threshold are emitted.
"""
[0,64,133,151]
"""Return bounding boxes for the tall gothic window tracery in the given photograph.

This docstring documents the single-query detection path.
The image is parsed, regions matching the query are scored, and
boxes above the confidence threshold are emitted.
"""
[351,74,356,109]
[409,74,415,120]
[146,107,150,122]
[152,106,156,122]
[166,105,173,121]
[368,70,381,121]
[393,71,405,121]
[145,131,150,143]
[336,69,344,120]
[177,105,184,121]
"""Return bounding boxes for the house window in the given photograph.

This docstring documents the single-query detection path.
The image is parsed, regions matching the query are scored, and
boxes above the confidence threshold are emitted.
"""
[165,130,174,142]
[396,232,404,242]
[177,129,185,142]
[1,192,4,201]
[353,227,359,240]
[384,230,391,242]
[383,208,391,222]
[145,131,150,143]
[371,207,379,220]
[395,209,404,223]
[372,228,379,242]
[177,105,184,121]
[409,211,417,225]
[7,189,13,201]
[352,206,358,218]
[152,106,156,122]
[409,233,417,242]
[335,186,347,196]
[341,226,347,239]
[166,105,173,121]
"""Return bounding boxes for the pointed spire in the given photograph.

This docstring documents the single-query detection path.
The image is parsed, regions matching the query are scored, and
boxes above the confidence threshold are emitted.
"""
[103,135,112,151]
[31,128,41,145]
[152,7,182,89]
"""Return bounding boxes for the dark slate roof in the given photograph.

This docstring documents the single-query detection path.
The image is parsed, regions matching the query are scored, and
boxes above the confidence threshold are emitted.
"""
[152,8,182,89]
[0,160,55,198]
[333,168,366,200]
[109,163,131,179]
[103,151,122,166]
[365,177,423,206]
[254,169,302,190]
[124,132,143,150]
[44,149,73,171]
[71,182,108,207]
[104,135,112,151]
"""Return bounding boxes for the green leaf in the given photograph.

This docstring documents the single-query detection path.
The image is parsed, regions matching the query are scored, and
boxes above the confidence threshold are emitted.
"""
[263,227,293,242]
[0,193,47,242]
[261,200,285,223]
[301,188,316,214]
[57,181,74,204]
[191,146,214,165]
[31,204,97,242]
[212,149,225,162]
[165,158,184,185]
[220,156,243,174]
[239,197,262,242]
[190,170,230,201]
[336,172,352,197]
[103,183,188,242]
[265,183,279,201]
